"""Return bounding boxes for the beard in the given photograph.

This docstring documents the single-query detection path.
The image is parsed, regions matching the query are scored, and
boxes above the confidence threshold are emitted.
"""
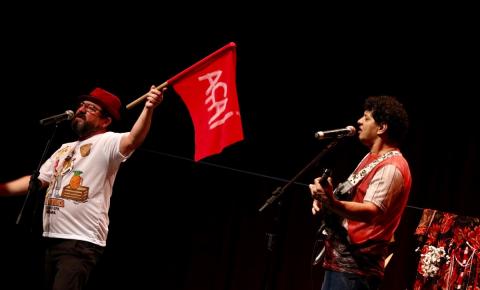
[71,117,96,137]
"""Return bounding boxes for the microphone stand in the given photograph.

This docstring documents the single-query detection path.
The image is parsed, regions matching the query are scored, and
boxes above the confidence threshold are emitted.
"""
[258,138,340,290]
[16,124,59,233]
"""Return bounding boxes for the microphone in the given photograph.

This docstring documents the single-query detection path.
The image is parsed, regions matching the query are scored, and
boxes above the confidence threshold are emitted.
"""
[39,110,75,126]
[314,125,356,140]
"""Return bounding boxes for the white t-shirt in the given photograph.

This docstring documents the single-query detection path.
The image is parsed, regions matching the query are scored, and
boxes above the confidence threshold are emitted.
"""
[39,131,130,246]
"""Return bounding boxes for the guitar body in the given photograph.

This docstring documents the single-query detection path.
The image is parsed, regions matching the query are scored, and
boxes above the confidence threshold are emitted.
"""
[311,169,353,266]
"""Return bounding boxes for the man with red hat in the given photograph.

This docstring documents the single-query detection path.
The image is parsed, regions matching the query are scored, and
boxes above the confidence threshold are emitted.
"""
[0,85,165,290]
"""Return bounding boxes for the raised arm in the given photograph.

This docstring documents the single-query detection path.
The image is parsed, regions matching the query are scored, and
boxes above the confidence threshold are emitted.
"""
[120,85,165,156]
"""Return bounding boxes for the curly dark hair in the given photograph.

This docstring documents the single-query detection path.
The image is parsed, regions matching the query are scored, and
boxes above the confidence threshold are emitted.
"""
[364,95,409,145]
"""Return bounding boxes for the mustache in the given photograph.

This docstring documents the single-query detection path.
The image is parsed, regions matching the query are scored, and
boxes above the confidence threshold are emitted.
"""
[75,112,86,119]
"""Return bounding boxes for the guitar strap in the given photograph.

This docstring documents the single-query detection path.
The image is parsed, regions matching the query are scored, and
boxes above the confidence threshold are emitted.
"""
[334,150,401,197]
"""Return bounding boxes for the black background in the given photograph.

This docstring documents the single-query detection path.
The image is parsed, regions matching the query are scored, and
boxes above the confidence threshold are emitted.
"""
[1,6,478,290]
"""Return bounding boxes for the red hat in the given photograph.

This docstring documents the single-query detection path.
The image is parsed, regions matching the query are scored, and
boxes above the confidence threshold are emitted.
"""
[80,87,122,120]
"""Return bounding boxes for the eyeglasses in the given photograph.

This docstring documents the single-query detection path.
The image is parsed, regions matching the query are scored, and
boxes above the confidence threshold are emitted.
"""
[78,102,102,114]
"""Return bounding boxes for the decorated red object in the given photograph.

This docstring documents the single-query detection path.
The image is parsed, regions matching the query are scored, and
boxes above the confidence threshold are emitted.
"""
[81,87,122,121]
[169,42,243,161]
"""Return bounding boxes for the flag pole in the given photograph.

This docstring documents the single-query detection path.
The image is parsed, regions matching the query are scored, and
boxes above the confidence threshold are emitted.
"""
[125,42,236,110]
[126,81,169,110]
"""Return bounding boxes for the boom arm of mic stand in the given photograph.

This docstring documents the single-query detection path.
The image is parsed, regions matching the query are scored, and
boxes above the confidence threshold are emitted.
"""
[258,139,340,212]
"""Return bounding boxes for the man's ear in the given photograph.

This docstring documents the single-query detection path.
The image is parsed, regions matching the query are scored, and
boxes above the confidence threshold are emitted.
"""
[101,116,112,129]
[378,123,388,135]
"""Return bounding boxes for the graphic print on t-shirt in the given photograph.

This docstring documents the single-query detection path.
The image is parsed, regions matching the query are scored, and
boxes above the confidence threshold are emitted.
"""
[45,143,92,212]
[61,170,89,202]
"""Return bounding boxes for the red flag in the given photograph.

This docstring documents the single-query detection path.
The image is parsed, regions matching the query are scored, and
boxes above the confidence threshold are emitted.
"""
[168,42,243,161]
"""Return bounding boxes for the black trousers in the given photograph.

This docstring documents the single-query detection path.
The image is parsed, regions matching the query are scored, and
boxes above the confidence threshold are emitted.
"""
[43,238,104,290]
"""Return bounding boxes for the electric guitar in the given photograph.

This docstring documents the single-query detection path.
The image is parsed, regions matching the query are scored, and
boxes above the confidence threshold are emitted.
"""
[312,169,354,266]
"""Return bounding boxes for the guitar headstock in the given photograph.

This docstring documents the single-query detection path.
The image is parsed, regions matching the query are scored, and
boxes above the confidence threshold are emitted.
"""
[319,168,332,187]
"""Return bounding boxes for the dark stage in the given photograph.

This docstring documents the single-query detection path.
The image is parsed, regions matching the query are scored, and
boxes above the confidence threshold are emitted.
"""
[0,9,478,290]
